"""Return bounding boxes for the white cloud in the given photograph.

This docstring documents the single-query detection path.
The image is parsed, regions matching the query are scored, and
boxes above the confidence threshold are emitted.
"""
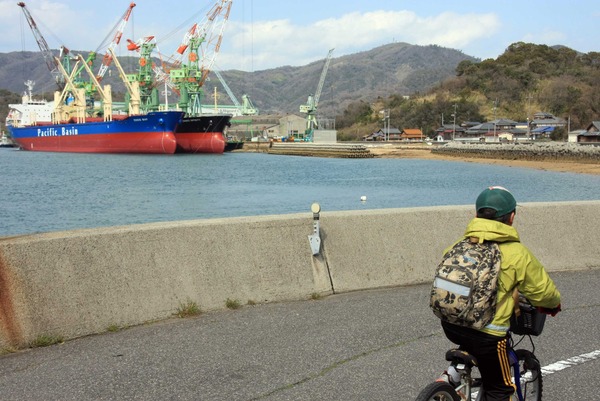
[4,1,110,53]
[5,4,503,72]
[218,10,501,70]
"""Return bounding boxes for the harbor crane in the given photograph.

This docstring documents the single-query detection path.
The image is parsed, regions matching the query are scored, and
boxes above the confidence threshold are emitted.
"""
[164,0,232,116]
[124,0,232,116]
[125,35,160,113]
[300,48,334,140]
[18,2,136,113]
[213,70,258,115]
[18,2,71,91]
[95,2,136,82]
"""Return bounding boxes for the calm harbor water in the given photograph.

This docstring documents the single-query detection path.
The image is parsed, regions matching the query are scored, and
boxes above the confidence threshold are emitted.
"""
[1,147,600,237]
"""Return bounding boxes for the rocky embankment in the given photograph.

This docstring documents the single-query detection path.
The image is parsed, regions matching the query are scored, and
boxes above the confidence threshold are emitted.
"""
[432,142,600,163]
[268,143,374,158]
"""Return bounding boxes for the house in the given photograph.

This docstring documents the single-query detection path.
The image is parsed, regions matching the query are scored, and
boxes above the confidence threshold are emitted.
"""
[530,112,567,139]
[400,128,425,141]
[531,112,567,128]
[380,127,402,141]
[568,130,587,143]
[435,124,466,141]
[465,119,528,142]
[586,121,600,133]
[577,121,600,143]
[529,126,554,140]
[363,132,385,141]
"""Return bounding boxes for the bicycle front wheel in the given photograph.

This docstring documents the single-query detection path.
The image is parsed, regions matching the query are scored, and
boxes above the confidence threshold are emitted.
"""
[415,381,460,401]
[512,349,543,400]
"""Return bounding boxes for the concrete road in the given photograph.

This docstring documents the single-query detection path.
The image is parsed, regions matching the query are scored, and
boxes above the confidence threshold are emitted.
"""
[0,269,598,401]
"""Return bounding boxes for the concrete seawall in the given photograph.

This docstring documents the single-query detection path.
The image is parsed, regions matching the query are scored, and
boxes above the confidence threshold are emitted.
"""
[1,201,599,349]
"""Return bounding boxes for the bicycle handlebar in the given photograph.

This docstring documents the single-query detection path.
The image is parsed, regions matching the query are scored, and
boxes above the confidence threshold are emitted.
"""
[537,304,561,316]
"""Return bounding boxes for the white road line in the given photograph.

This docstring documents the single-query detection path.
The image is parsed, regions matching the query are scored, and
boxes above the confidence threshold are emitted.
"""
[541,349,600,376]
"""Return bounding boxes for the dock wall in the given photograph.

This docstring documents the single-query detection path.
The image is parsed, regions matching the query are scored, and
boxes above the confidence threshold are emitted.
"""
[1,201,598,348]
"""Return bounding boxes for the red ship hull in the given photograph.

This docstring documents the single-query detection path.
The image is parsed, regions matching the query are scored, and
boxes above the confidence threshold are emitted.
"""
[174,115,232,154]
[8,111,182,154]
[15,131,178,154]
[174,132,226,154]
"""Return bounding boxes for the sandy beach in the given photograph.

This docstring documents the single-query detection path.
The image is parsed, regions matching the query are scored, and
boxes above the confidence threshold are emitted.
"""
[368,145,600,176]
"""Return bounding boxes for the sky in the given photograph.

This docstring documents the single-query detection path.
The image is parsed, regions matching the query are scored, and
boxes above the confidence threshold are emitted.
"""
[2,0,599,72]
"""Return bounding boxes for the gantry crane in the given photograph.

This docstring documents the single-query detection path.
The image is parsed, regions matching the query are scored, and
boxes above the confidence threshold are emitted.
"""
[300,48,334,140]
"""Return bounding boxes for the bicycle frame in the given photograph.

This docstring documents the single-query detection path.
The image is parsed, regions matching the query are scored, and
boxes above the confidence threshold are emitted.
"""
[453,348,525,401]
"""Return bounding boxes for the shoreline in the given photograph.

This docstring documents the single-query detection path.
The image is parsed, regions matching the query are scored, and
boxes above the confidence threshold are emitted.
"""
[367,145,600,176]
[238,142,600,175]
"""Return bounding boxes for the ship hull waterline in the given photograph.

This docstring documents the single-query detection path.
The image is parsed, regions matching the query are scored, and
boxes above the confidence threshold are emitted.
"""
[7,111,183,154]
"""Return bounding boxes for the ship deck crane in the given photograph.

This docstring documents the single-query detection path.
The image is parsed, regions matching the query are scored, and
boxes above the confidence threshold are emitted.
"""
[77,54,113,121]
[108,48,141,115]
[300,48,334,141]
[52,56,86,124]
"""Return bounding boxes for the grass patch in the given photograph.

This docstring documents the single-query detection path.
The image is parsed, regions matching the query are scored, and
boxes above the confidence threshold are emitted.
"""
[0,347,17,355]
[225,298,242,310]
[176,299,201,318]
[311,292,323,300]
[107,324,121,332]
[30,334,64,348]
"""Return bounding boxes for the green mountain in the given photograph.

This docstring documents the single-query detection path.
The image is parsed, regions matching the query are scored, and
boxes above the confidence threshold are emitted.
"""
[3,41,596,141]
[0,42,476,128]
[337,42,600,140]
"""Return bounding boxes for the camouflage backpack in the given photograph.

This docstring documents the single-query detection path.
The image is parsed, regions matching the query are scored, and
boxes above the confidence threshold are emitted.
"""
[430,238,502,330]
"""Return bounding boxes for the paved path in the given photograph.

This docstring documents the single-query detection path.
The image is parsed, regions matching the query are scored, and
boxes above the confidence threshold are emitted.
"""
[0,269,598,401]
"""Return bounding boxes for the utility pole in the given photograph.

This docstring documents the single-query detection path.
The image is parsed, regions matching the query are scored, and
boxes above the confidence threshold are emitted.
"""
[526,93,533,140]
[493,99,498,141]
[380,109,390,141]
[386,109,390,141]
[452,104,457,141]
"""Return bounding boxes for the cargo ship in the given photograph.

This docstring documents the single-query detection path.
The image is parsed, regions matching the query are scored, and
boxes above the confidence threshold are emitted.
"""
[6,86,232,154]
[7,111,184,154]
[175,114,231,154]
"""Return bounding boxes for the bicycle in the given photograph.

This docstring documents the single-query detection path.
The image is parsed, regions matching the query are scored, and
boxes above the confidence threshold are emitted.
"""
[416,298,551,401]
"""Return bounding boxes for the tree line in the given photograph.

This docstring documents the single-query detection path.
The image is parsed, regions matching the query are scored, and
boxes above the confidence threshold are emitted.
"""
[335,42,600,141]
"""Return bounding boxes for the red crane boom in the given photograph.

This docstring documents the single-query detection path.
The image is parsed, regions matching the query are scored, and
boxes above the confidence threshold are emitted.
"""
[96,2,136,82]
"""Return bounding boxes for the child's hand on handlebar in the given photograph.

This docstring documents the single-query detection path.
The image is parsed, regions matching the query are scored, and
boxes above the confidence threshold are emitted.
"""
[537,304,561,316]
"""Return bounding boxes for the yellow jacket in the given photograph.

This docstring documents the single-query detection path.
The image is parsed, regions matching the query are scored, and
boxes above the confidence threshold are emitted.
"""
[448,217,561,337]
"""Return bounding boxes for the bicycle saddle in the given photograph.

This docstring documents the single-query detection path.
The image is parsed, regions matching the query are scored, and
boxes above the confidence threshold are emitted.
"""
[445,349,478,367]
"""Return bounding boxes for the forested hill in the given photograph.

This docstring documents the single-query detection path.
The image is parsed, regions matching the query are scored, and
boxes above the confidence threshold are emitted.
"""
[335,42,600,140]
[1,41,598,140]
[0,42,476,125]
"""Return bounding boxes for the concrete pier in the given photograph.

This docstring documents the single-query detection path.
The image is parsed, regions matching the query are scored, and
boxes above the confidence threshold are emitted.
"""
[1,201,598,349]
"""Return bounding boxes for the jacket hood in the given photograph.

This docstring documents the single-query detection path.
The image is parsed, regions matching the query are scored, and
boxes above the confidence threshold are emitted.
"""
[464,217,520,243]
